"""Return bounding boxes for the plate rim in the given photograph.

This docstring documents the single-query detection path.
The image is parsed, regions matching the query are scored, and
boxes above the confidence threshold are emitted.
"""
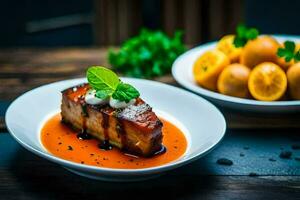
[172,34,300,107]
[5,77,226,175]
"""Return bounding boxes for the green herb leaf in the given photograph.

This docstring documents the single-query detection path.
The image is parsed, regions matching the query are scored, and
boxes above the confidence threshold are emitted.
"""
[108,29,186,78]
[295,51,300,62]
[233,37,247,48]
[277,48,287,57]
[284,41,295,52]
[236,25,247,38]
[95,90,110,99]
[277,41,299,63]
[233,24,259,47]
[86,66,140,103]
[112,83,140,103]
[87,66,120,94]
[246,28,259,39]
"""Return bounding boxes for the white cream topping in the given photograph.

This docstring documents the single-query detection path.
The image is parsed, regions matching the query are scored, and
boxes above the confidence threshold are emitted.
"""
[84,89,109,105]
[109,98,136,109]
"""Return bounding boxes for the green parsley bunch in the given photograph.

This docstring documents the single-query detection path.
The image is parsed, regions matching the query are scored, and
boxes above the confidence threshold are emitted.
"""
[108,29,186,78]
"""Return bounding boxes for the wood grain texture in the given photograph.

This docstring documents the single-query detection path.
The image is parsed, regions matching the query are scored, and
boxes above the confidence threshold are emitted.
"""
[0,48,299,130]
[94,0,142,45]
[93,0,243,46]
[1,133,300,199]
[161,0,244,45]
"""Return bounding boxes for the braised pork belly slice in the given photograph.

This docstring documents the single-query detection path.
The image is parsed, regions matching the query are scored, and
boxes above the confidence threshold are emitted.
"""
[61,83,163,157]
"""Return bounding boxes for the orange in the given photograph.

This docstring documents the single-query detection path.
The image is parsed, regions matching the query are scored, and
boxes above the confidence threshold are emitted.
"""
[193,49,230,91]
[217,63,250,98]
[240,36,279,68]
[287,62,300,100]
[276,57,294,71]
[248,62,287,101]
[216,35,242,63]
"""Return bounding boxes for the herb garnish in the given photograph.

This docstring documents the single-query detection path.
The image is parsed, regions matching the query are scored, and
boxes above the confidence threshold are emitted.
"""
[108,29,186,78]
[87,66,140,103]
[233,24,259,47]
[277,41,300,62]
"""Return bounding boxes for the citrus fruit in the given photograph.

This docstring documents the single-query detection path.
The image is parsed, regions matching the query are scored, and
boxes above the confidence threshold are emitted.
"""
[217,63,250,98]
[193,49,230,91]
[276,56,294,71]
[248,62,287,101]
[240,36,279,68]
[287,62,300,100]
[217,35,242,62]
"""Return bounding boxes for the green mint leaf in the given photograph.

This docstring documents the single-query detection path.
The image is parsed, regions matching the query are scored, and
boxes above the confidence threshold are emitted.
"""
[87,66,120,92]
[95,90,110,99]
[112,83,140,103]
[284,41,295,52]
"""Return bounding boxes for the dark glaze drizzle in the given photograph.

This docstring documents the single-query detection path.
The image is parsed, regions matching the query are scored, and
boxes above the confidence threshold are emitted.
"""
[154,145,167,156]
[101,112,109,139]
[98,140,113,150]
[77,132,92,140]
[78,96,91,140]
[122,145,166,158]
[116,119,128,151]
[98,112,112,150]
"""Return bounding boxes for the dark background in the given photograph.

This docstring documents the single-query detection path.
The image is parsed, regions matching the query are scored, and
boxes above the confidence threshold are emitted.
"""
[0,0,299,47]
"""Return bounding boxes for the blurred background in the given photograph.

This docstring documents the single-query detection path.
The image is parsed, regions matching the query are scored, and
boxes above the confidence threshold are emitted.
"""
[1,0,300,47]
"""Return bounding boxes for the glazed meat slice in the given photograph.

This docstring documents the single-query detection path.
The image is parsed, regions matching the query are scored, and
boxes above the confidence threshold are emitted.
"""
[61,83,163,157]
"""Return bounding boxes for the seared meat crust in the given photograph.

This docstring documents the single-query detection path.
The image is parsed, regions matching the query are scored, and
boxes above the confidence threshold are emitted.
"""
[61,83,163,157]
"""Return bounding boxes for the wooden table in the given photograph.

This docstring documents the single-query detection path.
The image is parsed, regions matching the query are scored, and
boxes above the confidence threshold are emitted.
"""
[1,48,300,199]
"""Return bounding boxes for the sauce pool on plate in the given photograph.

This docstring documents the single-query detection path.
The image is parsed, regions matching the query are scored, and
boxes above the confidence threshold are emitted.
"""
[41,114,187,169]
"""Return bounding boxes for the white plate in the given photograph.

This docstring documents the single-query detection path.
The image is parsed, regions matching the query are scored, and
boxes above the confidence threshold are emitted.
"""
[5,78,226,182]
[172,35,300,112]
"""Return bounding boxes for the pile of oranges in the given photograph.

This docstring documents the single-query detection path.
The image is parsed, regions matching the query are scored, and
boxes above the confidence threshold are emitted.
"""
[193,35,300,101]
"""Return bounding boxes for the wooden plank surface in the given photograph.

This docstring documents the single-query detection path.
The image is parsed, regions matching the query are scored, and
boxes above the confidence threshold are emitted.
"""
[3,130,300,175]
[1,132,300,199]
[0,48,300,130]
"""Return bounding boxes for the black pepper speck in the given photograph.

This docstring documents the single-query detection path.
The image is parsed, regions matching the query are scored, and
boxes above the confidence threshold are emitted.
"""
[249,172,258,177]
[279,151,292,159]
[291,144,300,150]
[295,157,300,161]
[217,158,233,166]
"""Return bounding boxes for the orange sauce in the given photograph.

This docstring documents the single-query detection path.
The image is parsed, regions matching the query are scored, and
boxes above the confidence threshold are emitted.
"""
[41,114,187,169]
